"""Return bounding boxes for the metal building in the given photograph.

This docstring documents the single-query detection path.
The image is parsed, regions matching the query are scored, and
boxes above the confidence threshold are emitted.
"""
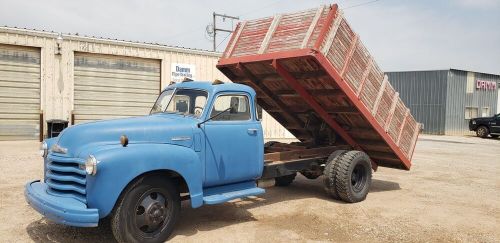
[387,69,500,135]
[0,26,291,141]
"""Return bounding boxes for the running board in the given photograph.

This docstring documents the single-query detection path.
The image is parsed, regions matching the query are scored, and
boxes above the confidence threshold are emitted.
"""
[202,181,265,205]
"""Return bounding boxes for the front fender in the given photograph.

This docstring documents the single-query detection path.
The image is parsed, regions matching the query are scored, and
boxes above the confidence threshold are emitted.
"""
[85,143,203,218]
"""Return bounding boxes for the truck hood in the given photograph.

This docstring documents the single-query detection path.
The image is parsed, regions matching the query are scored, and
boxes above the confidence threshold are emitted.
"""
[471,117,493,122]
[54,114,197,157]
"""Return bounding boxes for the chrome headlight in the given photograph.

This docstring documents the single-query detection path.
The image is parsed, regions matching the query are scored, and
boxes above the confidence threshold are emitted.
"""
[85,155,98,175]
[472,120,476,124]
[40,141,48,157]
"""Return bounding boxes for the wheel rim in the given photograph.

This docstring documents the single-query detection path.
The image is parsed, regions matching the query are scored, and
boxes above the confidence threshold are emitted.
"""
[478,127,486,136]
[134,189,171,236]
[351,164,367,193]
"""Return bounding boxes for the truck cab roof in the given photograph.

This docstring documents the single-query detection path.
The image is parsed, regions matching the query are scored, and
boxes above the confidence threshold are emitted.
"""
[165,80,256,96]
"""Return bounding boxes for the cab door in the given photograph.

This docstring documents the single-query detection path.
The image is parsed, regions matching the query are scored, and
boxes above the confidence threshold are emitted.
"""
[202,93,263,187]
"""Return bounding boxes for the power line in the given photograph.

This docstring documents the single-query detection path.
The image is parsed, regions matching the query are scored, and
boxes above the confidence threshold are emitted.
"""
[238,0,285,17]
[343,0,383,10]
[216,33,231,50]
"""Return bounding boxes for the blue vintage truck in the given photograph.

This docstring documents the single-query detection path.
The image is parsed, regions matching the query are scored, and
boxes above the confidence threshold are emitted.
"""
[26,80,370,242]
[25,5,420,242]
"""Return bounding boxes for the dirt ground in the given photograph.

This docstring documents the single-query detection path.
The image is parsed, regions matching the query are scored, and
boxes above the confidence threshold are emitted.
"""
[0,135,499,242]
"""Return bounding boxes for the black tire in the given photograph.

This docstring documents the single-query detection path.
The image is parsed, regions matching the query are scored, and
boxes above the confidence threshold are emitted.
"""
[111,176,180,243]
[490,134,499,138]
[324,150,372,203]
[275,173,296,186]
[476,126,489,138]
[323,150,347,200]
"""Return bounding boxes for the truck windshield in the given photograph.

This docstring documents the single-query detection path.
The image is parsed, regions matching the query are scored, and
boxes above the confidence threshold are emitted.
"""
[150,89,208,118]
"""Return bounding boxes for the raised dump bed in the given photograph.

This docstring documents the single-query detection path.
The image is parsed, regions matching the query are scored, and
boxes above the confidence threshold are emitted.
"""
[217,4,420,170]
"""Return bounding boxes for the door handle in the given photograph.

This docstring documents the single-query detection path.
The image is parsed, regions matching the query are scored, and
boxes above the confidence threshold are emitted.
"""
[247,128,258,134]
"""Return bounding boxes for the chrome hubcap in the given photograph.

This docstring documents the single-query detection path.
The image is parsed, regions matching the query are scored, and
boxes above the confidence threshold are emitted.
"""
[135,191,169,233]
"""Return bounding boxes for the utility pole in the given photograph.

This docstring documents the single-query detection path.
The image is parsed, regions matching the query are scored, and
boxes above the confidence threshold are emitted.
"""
[210,12,239,52]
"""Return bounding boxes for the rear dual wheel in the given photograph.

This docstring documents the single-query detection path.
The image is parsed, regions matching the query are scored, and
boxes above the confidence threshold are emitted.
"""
[323,150,372,203]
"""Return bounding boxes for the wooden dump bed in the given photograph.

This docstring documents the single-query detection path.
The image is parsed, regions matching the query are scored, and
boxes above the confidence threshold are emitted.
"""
[217,4,420,170]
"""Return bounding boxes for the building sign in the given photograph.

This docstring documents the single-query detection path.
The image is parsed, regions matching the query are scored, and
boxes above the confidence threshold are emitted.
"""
[171,63,196,83]
[476,80,497,90]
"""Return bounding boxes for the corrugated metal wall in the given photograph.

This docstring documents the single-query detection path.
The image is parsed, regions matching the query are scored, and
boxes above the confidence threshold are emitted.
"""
[261,110,296,141]
[387,71,448,135]
[445,69,500,135]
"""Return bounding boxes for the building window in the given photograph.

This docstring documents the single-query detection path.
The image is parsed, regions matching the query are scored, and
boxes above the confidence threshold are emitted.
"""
[481,107,489,117]
[466,72,475,94]
[465,107,478,119]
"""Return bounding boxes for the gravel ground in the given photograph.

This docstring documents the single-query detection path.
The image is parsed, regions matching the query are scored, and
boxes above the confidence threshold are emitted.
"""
[0,135,499,242]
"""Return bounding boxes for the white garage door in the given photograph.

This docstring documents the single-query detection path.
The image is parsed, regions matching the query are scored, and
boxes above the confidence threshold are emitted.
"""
[0,44,40,140]
[74,53,161,124]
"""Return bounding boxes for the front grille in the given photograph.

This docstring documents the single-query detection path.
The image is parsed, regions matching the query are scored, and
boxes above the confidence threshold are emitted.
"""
[45,154,87,203]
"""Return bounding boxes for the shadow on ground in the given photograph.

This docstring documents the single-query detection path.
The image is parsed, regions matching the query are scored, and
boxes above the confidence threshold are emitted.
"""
[26,218,116,243]
[26,176,400,241]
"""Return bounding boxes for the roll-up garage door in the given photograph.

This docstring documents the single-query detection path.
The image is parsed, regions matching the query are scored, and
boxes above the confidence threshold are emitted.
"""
[0,44,41,140]
[74,53,161,124]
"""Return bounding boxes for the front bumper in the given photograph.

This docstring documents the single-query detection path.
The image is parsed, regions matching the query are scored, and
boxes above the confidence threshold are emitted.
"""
[24,180,99,227]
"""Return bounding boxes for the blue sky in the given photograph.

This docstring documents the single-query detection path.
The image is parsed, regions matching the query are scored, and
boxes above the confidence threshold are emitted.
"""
[0,0,499,74]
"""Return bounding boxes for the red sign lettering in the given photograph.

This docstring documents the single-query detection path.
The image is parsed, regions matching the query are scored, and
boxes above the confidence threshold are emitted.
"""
[476,80,497,90]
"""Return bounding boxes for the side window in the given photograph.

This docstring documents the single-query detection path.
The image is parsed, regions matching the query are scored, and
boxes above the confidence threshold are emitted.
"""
[210,95,251,121]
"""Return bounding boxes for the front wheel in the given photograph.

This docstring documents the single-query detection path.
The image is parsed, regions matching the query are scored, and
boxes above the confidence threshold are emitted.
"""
[476,126,489,138]
[111,176,180,243]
